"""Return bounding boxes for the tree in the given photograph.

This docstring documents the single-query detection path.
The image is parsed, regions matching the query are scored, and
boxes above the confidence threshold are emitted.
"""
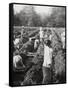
[46,7,65,27]
[14,14,22,26]
[14,5,42,26]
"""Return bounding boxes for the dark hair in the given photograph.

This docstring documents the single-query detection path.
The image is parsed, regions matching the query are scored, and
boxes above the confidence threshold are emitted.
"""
[45,40,52,48]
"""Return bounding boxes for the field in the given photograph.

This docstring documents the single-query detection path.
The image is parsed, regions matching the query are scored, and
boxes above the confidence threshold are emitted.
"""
[13,26,66,86]
[14,26,65,36]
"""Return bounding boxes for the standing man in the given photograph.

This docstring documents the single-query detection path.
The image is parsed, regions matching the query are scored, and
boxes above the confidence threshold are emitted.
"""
[39,27,44,42]
[42,36,53,84]
[61,32,65,49]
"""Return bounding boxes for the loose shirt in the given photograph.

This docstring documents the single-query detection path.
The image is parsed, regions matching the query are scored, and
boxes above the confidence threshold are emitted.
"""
[43,44,53,67]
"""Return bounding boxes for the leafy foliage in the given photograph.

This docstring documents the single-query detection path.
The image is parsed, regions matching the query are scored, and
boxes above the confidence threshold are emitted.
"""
[14,6,65,27]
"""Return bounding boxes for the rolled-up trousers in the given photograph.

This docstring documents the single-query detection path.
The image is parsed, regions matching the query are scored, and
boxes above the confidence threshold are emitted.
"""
[42,66,52,84]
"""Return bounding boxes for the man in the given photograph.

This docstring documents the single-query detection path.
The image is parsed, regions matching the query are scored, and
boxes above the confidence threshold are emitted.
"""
[42,39,53,84]
[13,38,20,49]
[61,32,65,49]
[13,54,25,70]
[34,39,39,50]
[39,27,43,42]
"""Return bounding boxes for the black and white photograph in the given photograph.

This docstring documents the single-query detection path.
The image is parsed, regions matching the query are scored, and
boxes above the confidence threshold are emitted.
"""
[9,3,66,86]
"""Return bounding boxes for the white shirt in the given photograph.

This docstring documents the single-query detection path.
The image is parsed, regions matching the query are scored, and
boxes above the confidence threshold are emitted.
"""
[14,38,20,49]
[14,38,19,45]
[13,55,22,68]
[43,44,53,67]
[34,39,39,49]
[39,27,43,39]
[61,32,65,48]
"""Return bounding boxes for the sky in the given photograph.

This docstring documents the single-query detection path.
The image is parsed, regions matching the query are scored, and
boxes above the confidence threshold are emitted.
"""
[13,4,53,18]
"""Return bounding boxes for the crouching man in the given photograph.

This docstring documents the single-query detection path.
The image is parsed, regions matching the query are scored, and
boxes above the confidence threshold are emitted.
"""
[13,53,25,70]
[42,39,53,84]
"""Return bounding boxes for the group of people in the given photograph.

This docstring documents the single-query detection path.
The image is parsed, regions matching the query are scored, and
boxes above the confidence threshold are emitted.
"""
[13,27,65,85]
[13,30,39,70]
